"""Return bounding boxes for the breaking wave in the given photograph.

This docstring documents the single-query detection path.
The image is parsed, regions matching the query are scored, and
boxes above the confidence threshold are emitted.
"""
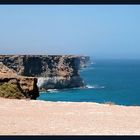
[47,89,59,93]
[85,84,105,89]
[40,84,105,94]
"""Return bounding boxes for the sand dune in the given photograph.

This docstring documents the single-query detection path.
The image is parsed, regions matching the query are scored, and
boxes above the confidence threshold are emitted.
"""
[0,97,140,135]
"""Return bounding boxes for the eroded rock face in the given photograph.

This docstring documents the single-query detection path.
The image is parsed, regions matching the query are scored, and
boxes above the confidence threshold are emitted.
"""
[0,62,17,75]
[37,76,84,90]
[0,62,39,99]
[0,55,90,90]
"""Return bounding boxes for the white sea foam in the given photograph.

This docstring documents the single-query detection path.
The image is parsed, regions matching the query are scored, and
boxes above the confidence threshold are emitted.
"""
[86,85,94,89]
[85,84,105,89]
[46,84,105,93]
[47,89,59,93]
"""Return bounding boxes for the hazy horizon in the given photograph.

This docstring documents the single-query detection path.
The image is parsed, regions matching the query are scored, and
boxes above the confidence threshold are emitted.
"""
[0,5,140,59]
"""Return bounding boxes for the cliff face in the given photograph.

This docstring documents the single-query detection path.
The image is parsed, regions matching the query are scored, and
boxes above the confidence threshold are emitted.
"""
[0,55,90,90]
[78,56,90,68]
[0,62,39,99]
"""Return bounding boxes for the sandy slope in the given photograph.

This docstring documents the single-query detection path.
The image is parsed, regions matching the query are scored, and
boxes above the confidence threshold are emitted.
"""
[0,97,140,135]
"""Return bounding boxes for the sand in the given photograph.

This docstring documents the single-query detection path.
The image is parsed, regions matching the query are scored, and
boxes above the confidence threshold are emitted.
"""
[0,98,140,135]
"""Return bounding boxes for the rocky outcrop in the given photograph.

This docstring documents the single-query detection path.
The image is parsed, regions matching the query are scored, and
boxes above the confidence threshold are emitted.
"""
[0,55,90,90]
[78,56,90,68]
[0,62,39,99]
[0,62,17,75]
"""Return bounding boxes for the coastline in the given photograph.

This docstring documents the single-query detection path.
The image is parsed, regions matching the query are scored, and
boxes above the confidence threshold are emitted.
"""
[0,97,140,135]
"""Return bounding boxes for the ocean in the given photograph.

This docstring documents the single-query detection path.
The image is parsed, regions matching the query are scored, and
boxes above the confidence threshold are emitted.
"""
[37,59,140,106]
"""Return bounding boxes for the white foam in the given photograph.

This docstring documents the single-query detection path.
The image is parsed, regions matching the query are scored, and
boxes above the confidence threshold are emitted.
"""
[86,85,94,89]
[47,89,59,93]
[85,84,105,89]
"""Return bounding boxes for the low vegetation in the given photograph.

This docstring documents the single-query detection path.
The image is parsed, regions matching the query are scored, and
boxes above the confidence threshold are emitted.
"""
[0,83,25,99]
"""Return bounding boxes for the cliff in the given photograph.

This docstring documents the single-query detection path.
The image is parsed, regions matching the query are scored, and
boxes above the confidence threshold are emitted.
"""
[0,62,39,99]
[0,55,90,90]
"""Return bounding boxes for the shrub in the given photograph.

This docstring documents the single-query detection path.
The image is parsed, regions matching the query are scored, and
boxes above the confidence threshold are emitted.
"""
[0,83,25,99]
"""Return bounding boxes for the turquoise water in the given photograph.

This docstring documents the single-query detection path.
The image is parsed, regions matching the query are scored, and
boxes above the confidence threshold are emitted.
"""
[37,59,140,106]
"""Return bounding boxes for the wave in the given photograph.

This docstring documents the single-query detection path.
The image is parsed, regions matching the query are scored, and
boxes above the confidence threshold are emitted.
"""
[47,89,59,93]
[85,84,105,89]
[40,84,105,93]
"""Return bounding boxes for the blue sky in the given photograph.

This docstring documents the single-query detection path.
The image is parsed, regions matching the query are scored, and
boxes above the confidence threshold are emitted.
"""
[0,5,140,59]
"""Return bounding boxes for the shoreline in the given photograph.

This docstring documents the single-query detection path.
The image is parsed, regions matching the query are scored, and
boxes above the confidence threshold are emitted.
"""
[1,97,140,135]
[36,99,140,108]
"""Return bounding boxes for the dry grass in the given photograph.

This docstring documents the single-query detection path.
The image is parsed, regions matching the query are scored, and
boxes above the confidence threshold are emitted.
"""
[0,83,25,99]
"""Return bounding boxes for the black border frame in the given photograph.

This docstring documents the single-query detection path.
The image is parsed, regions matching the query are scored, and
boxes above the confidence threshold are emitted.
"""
[0,2,140,140]
[0,0,140,4]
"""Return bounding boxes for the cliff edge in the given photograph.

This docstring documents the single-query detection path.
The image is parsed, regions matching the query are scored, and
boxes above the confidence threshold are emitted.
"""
[0,55,90,91]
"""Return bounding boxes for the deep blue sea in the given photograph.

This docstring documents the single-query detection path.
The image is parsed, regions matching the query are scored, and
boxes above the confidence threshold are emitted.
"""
[37,59,140,106]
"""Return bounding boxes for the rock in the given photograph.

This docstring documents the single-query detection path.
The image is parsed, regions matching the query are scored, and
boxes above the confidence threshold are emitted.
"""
[0,62,17,75]
[38,76,84,90]
[78,56,91,68]
[0,62,39,99]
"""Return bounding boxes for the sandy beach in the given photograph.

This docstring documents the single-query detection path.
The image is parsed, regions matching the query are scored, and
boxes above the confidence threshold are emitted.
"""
[0,98,140,135]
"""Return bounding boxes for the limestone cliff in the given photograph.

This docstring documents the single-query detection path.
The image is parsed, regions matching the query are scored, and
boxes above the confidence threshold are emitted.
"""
[0,55,90,90]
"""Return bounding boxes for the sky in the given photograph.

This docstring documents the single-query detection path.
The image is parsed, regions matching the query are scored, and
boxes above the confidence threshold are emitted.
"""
[0,5,140,59]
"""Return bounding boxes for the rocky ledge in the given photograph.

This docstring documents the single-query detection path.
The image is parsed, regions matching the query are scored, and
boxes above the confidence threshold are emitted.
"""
[0,62,39,99]
[0,55,90,91]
